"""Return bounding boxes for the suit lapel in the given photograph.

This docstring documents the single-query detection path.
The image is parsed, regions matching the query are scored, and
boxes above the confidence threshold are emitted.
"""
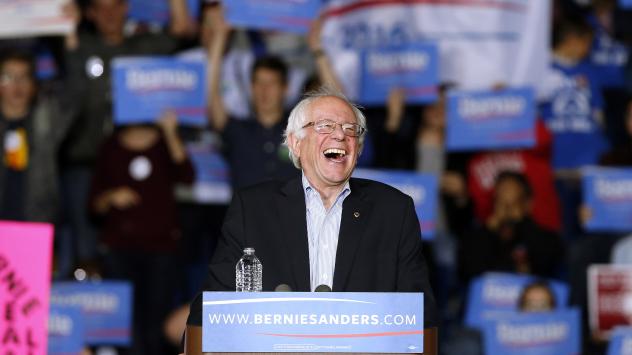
[333,179,372,291]
[276,178,311,291]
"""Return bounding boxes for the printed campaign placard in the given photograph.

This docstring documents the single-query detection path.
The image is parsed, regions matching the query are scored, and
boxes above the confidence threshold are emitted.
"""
[465,273,569,330]
[620,0,632,9]
[112,56,207,126]
[446,87,536,152]
[0,221,54,355]
[185,131,232,204]
[588,264,632,339]
[359,42,439,105]
[224,0,321,34]
[0,0,73,38]
[50,281,132,346]
[129,0,199,25]
[48,305,84,355]
[320,1,550,100]
[352,168,438,240]
[202,292,424,353]
[582,167,632,232]
[483,308,581,355]
[607,327,632,355]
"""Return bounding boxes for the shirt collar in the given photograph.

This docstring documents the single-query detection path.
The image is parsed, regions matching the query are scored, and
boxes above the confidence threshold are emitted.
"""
[302,173,351,202]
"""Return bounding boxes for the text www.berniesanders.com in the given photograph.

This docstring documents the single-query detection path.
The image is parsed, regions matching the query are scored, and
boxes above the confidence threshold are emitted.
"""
[208,313,417,326]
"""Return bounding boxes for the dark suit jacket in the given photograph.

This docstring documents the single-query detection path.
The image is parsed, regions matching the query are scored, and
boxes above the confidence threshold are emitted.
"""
[188,177,438,327]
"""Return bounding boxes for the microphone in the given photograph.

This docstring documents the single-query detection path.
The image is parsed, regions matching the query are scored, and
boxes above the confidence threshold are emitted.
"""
[274,284,292,292]
[314,284,332,292]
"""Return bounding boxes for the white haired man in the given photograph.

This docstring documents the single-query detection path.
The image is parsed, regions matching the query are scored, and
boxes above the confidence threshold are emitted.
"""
[185,87,438,352]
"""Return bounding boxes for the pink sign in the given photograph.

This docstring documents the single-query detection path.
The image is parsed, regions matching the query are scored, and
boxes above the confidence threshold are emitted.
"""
[0,221,54,354]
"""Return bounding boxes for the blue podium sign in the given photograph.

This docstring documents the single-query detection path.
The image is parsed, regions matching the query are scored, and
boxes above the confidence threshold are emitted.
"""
[465,273,569,330]
[224,0,321,34]
[48,305,84,355]
[112,56,207,126]
[352,169,438,240]
[359,43,439,105]
[446,87,536,151]
[50,281,132,346]
[607,327,632,355]
[483,309,581,355]
[583,167,632,232]
[202,292,424,353]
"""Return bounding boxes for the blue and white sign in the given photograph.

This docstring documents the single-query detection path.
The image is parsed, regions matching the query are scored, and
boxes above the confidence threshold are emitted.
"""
[465,273,569,330]
[128,0,199,25]
[620,0,632,9]
[483,309,581,355]
[112,56,207,126]
[50,281,132,346]
[446,87,536,152]
[224,0,321,34]
[186,132,232,204]
[583,167,632,232]
[352,169,438,240]
[359,43,439,105]
[607,327,632,355]
[48,305,84,355]
[202,292,424,353]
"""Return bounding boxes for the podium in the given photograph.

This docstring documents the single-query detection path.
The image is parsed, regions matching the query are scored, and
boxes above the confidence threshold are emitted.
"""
[185,292,437,355]
[184,325,438,355]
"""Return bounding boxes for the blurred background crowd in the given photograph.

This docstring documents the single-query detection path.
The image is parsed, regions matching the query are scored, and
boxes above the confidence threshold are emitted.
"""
[2,0,632,354]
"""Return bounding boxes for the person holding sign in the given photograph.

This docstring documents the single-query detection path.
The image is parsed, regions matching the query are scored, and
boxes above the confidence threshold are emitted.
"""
[0,50,74,223]
[206,11,298,188]
[61,0,192,269]
[186,86,438,339]
[459,172,564,284]
[89,111,194,355]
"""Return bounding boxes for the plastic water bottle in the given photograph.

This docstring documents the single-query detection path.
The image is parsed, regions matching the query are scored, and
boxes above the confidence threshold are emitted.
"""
[235,248,262,292]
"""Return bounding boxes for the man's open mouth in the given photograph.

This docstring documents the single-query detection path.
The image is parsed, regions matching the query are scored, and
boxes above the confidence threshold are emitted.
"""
[323,148,347,161]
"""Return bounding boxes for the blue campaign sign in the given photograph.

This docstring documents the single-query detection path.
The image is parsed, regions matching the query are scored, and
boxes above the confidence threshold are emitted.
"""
[50,281,133,346]
[583,167,632,232]
[446,87,536,151]
[186,133,232,204]
[112,56,207,126]
[465,273,569,330]
[483,308,581,355]
[202,292,424,353]
[352,168,438,240]
[620,0,632,8]
[128,0,199,24]
[607,327,632,355]
[224,0,321,34]
[48,305,84,355]
[359,43,439,105]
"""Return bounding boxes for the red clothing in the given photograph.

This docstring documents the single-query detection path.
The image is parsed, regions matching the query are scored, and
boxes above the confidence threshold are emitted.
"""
[89,131,194,252]
[468,120,561,232]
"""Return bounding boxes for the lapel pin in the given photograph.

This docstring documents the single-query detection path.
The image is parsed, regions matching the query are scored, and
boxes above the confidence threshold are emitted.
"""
[354,212,360,218]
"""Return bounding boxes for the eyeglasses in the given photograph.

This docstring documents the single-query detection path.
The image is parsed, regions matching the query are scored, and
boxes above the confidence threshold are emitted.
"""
[302,119,365,137]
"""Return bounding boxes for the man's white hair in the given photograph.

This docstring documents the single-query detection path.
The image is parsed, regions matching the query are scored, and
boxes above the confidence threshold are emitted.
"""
[282,86,367,169]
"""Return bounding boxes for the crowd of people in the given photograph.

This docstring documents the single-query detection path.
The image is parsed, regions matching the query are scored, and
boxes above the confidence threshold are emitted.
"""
[2,0,632,354]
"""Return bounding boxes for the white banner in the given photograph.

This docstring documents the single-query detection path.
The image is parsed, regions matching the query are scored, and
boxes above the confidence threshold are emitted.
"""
[321,0,550,99]
[0,0,73,38]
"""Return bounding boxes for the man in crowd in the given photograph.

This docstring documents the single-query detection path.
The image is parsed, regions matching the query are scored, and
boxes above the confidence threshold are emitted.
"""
[206,14,298,188]
[60,0,191,268]
[459,171,564,284]
[186,87,438,344]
